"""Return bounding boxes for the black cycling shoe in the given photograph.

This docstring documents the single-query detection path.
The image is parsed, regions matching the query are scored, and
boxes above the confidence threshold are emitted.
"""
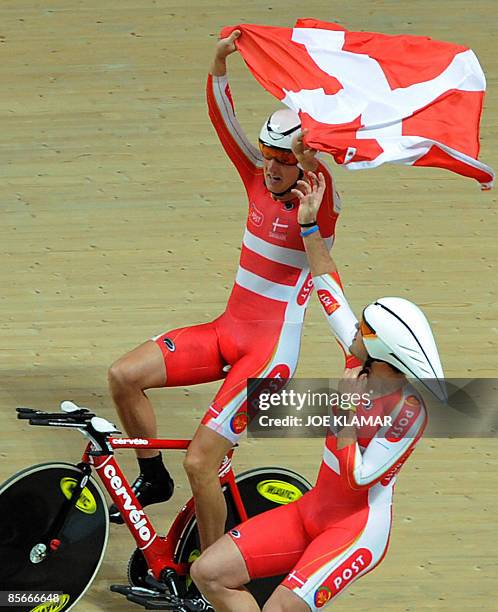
[109,473,174,524]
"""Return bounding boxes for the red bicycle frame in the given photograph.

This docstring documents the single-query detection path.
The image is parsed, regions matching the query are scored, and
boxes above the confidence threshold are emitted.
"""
[82,437,249,579]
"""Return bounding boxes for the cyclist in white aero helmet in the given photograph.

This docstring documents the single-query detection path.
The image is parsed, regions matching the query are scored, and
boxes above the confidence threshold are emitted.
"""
[359,296,447,401]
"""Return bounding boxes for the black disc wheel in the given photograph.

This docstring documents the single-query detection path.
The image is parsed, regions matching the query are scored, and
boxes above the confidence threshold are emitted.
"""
[174,466,312,606]
[0,462,109,612]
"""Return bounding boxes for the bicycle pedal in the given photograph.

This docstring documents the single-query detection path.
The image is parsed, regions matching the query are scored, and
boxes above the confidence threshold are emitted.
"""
[126,593,184,610]
[110,584,158,597]
[110,584,133,596]
[182,597,214,612]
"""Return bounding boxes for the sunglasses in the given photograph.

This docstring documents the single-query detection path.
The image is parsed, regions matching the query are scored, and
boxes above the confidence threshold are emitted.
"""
[359,316,377,339]
[259,142,298,166]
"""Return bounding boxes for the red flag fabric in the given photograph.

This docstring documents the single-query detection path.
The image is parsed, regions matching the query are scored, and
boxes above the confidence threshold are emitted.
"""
[221,19,494,189]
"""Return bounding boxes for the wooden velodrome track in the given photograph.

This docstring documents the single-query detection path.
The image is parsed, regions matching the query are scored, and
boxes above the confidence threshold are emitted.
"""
[1,1,496,610]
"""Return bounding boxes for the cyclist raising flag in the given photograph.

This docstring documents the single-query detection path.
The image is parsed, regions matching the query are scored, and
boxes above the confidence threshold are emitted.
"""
[107,30,341,551]
[191,172,446,611]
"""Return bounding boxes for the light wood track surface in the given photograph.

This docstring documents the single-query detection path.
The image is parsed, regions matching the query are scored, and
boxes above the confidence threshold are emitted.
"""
[0,1,496,610]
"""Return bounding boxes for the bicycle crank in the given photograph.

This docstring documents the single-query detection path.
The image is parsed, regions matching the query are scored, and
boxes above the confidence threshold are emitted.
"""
[110,584,214,611]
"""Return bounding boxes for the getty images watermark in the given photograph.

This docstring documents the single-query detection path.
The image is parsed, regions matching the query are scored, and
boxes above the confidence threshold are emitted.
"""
[257,388,392,429]
[245,378,498,438]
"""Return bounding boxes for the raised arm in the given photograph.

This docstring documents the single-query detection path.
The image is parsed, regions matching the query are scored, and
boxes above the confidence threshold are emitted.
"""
[207,30,262,184]
[292,131,341,237]
[293,172,337,276]
[292,129,319,173]
[210,30,240,78]
[292,172,358,361]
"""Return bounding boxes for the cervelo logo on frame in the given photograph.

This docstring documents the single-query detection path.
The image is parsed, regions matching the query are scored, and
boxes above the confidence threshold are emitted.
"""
[297,273,314,305]
[317,289,340,315]
[102,464,152,542]
[316,548,373,605]
[385,395,421,442]
[111,438,150,446]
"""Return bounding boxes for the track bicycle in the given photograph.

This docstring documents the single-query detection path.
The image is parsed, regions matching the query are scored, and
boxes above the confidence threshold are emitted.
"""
[0,401,311,611]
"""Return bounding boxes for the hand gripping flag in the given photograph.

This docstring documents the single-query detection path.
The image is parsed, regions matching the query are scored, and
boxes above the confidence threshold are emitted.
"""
[222,19,494,189]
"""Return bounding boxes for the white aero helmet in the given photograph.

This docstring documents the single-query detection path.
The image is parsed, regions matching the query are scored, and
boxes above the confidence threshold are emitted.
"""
[361,297,447,402]
[259,108,301,150]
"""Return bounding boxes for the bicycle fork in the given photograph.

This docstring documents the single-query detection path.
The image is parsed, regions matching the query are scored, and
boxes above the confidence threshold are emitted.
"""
[30,461,93,563]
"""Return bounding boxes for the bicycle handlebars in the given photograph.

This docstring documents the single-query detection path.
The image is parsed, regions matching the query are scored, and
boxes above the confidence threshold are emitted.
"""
[17,407,95,422]
[17,407,97,430]
[16,403,121,453]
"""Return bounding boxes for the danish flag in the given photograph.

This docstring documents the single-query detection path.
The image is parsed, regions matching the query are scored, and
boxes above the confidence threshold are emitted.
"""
[222,19,494,189]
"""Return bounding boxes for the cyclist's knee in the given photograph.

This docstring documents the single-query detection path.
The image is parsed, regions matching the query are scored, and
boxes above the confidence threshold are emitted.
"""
[109,342,167,400]
[191,537,247,592]
[183,448,220,482]
[108,358,144,397]
[183,451,211,481]
[184,432,231,482]
[190,555,219,590]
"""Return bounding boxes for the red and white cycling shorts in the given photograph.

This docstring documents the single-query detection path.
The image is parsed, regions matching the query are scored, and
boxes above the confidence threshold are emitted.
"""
[228,488,392,610]
[152,304,302,444]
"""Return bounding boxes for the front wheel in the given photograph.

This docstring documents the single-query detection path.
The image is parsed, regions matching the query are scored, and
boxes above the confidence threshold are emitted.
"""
[175,466,312,606]
[0,462,109,612]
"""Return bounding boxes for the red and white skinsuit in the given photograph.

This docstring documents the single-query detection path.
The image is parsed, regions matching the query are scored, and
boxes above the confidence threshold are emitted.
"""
[228,272,428,609]
[153,74,341,443]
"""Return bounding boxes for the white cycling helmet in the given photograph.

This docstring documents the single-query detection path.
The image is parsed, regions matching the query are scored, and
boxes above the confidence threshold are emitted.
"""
[259,108,301,150]
[361,297,447,402]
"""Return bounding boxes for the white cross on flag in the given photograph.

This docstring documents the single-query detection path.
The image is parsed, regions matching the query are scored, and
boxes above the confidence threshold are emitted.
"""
[222,19,494,189]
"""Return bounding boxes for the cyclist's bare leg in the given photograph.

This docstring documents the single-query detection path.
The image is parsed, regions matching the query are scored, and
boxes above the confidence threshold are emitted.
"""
[108,340,166,459]
[191,535,259,612]
[262,586,310,612]
[184,425,233,550]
